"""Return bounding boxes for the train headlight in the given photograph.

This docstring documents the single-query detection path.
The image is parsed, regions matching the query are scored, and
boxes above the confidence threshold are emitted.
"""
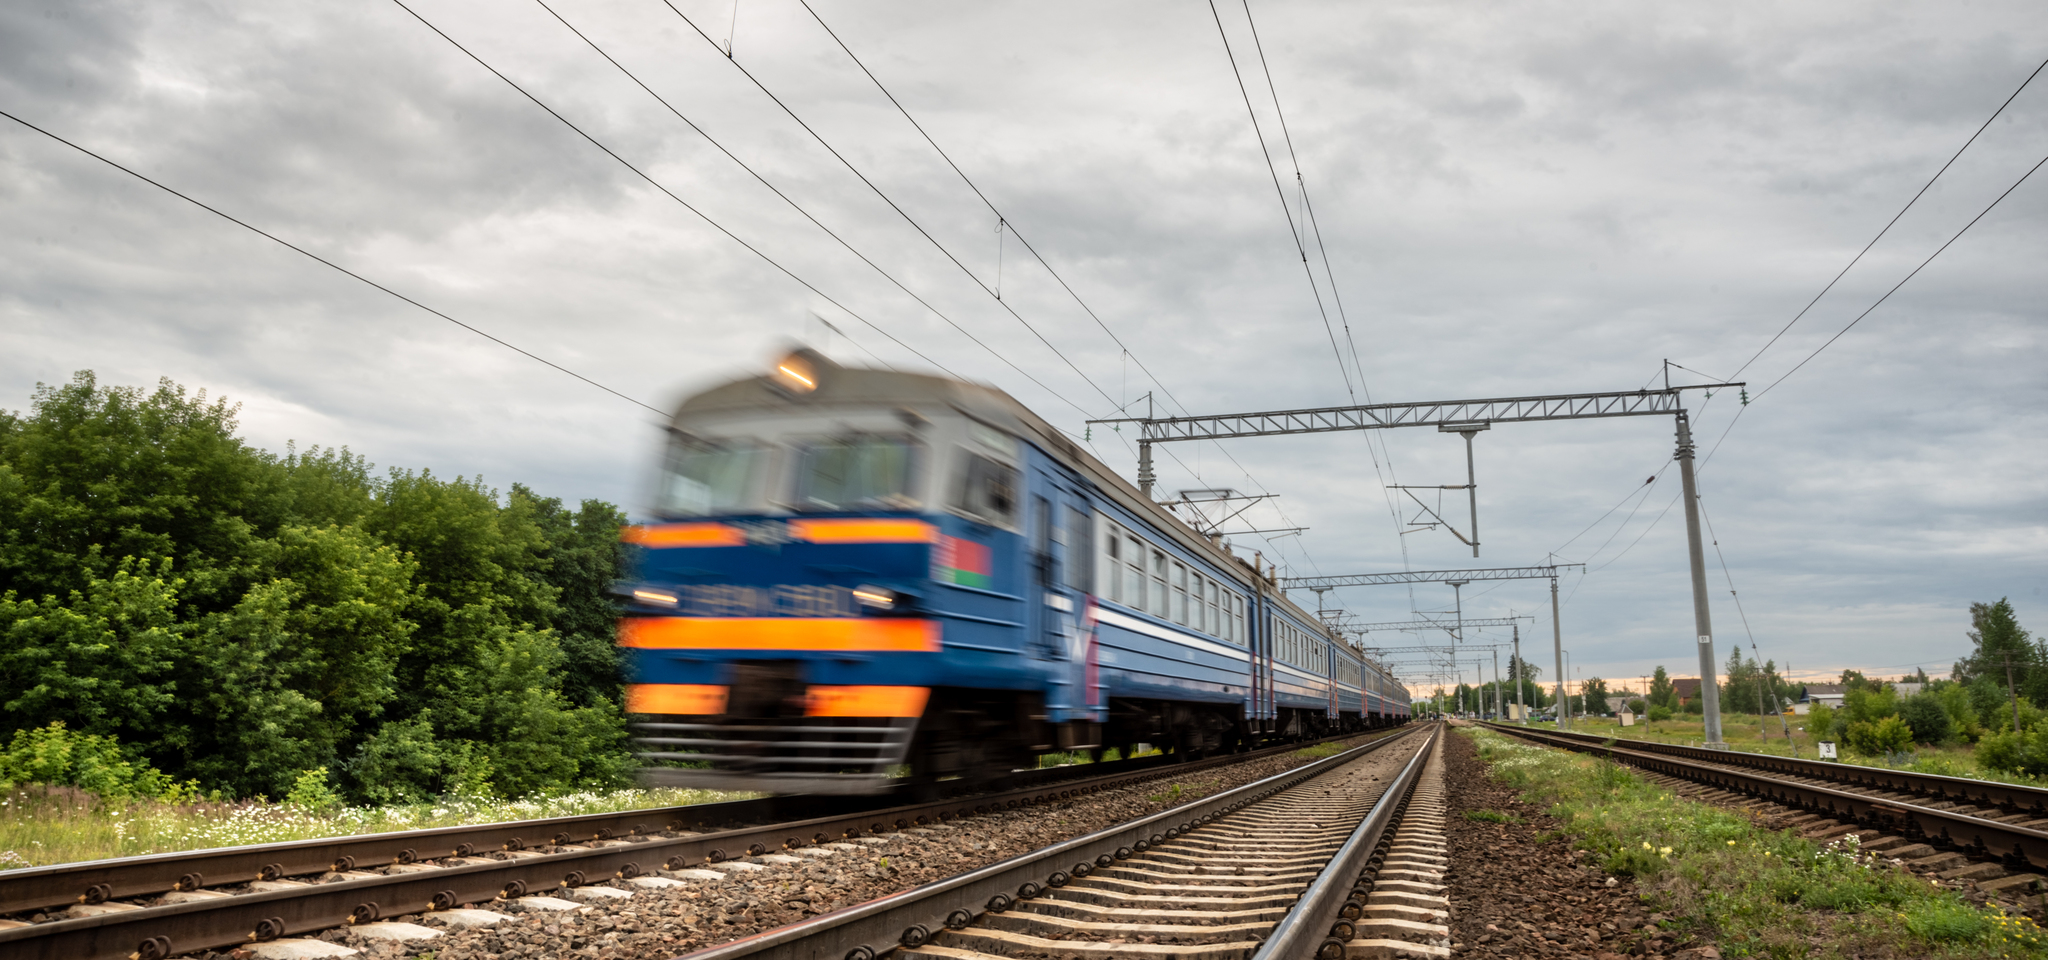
[851,585,897,610]
[772,350,819,395]
[632,588,679,607]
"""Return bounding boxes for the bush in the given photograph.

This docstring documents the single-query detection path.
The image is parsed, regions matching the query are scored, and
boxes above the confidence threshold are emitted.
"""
[1898,694,1953,745]
[1805,702,1836,739]
[1978,728,2048,777]
[1845,716,1915,755]
[1646,705,1673,723]
[284,766,344,813]
[0,722,194,801]
[1626,698,1647,716]
[1683,698,1703,715]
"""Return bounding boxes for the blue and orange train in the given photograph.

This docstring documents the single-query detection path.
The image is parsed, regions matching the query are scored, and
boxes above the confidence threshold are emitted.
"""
[616,349,1410,794]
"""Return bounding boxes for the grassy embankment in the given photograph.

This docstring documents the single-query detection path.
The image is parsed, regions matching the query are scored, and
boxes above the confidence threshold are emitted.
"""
[1465,725,2047,959]
[1515,715,2045,788]
[0,785,751,872]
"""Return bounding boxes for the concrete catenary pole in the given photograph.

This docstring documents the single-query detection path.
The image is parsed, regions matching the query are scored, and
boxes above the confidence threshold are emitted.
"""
[1675,411,1726,746]
[1514,623,1527,724]
[1492,647,1501,721]
[1551,577,1566,729]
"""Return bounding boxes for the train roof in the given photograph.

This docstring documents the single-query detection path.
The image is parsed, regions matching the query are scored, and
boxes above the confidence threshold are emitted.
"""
[671,352,1370,666]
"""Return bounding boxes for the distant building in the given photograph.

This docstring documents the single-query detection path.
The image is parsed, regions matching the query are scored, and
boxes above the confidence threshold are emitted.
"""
[1672,677,1702,705]
[1801,683,1847,708]
[1894,682,1924,698]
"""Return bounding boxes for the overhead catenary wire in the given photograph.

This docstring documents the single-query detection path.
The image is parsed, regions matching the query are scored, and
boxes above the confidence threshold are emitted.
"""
[788,0,1319,561]
[1728,53,2048,383]
[1234,0,1415,587]
[1204,0,1413,596]
[0,107,666,417]
[1695,143,2048,474]
[525,0,1101,421]
[1205,0,1354,401]
[383,0,977,385]
[655,0,1122,416]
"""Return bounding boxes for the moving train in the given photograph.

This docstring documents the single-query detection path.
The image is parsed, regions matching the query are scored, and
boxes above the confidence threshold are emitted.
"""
[615,349,1410,794]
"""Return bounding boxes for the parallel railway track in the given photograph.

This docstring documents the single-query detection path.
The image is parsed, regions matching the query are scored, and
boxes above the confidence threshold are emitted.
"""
[0,727,1411,960]
[677,723,1450,960]
[1486,723,2048,899]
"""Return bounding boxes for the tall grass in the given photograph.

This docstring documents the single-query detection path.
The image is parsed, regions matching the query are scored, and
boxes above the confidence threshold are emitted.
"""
[1466,727,2048,958]
[0,784,751,871]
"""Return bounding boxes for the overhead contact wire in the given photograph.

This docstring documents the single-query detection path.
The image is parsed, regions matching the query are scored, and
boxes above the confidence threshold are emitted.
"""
[527,0,1098,420]
[387,0,961,380]
[791,0,1310,548]
[1729,53,2048,382]
[656,0,1121,413]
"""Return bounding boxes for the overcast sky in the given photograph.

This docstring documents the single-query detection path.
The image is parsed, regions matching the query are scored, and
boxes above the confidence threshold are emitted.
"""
[5,0,2045,698]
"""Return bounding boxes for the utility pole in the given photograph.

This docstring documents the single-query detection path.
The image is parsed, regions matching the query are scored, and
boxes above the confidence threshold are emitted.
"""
[1551,576,1566,729]
[1564,649,1573,724]
[1514,624,1527,724]
[1492,647,1502,721]
[1675,407,1726,747]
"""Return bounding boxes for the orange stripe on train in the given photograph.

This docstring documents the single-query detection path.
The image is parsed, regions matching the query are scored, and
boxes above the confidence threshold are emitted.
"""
[789,518,937,544]
[624,683,728,715]
[620,523,745,548]
[617,617,940,652]
[804,685,929,718]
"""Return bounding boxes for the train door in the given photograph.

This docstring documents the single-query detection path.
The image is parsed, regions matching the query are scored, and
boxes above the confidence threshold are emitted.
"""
[1027,471,1097,727]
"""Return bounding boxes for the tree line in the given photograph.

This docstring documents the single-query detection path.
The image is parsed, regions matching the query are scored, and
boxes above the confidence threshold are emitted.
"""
[0,374,631,803]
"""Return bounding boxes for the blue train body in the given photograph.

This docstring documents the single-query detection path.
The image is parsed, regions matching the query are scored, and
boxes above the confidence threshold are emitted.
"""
[617,350,1409,794]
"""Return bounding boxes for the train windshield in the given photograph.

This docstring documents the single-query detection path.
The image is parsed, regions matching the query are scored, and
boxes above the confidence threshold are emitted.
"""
[656,437,764,517]
[795,436,919,511]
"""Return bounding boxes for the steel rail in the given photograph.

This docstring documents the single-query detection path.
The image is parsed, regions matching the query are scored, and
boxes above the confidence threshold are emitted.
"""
[0,727,1413,960]
[670,724,1432,960]
[1484,723,2048,817]
[1253,726,1437,960]
[1,727,1376,919]
[1486,725,2048,869]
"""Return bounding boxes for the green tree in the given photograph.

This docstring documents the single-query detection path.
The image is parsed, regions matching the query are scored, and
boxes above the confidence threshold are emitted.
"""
[1957,599,2039,730]
[1897,694,1953,745]
[1578,677,1613,715]
[0,373,631,801]
[1648,666,1676,710]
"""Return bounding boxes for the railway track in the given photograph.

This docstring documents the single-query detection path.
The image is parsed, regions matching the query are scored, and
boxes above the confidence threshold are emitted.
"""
[674,722,1452,960]
[1486,723,2048,904]
[0,727,1412,960]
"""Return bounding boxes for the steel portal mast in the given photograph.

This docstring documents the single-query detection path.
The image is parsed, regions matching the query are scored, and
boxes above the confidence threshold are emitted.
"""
[1089,380,1741,746]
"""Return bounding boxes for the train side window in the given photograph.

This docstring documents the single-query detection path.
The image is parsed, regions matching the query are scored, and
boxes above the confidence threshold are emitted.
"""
[1171,562,1187,624]
[1205,581,1220,636]
[1150,550,1169,618]
[953,453,1019,526]
[1065,506,1092,592]
[1194,577,1208,633]
[1126,535,1145,610]
[1102,524,1122,602]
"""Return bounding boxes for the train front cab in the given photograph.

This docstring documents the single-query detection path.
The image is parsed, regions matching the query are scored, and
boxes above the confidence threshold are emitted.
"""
[617,355,1102,794]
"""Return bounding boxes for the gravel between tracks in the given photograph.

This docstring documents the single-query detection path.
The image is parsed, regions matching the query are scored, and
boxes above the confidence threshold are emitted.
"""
[207,732,1400,960]
[1441,728,1682,960]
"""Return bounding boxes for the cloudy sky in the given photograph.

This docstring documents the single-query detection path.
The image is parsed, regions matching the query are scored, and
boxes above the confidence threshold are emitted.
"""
[5,0,2045,699]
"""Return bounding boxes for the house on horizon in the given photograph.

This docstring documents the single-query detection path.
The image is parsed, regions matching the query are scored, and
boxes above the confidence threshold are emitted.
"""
[1672,677,1701,706]
[1800,683,1847,712]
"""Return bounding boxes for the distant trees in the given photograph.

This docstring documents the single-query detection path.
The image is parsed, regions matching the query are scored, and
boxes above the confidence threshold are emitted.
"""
[1648,667,1676,711]
[0,373,629,802]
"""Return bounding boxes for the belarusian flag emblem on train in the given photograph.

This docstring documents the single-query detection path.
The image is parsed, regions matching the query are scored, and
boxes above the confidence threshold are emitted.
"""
[934,535,992,588]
